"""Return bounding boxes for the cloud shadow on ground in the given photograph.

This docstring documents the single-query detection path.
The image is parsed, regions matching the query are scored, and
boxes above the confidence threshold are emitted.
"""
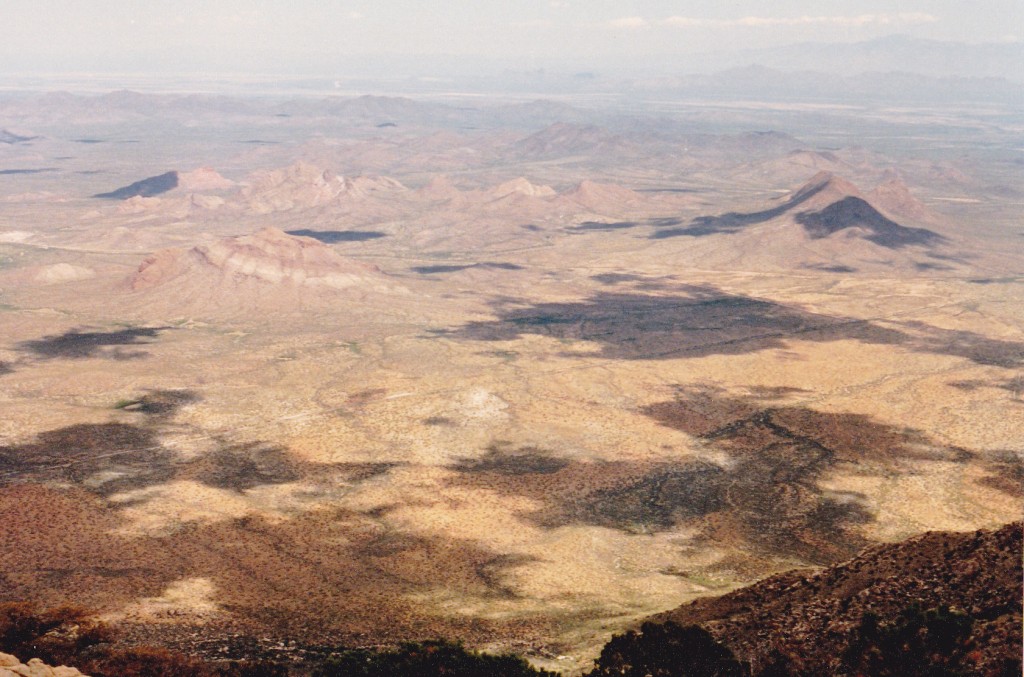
[443,285,1024,367]
[446,385,1015,566]
[285,229,387,243]
[16,327,169,361]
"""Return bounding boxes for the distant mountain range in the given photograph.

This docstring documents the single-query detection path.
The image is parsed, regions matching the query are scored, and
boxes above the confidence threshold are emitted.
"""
[715,35,1024,83]
[628,65,1024,104]
[2,35,1019,100]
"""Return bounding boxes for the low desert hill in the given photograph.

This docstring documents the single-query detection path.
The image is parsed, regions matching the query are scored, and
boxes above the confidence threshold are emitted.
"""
[126,227,400,316]
[240,162,405,213]
[92,169,234,200]
[176,168,236,193]
[1,262,96,287]
[512,123,632,161]
[487,177,557,200]
[558,180,642,213]
[867,173,941,224]
[91,163,406,214]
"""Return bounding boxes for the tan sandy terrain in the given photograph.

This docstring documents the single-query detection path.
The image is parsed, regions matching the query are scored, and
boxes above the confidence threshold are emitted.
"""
[0,92,1020,673]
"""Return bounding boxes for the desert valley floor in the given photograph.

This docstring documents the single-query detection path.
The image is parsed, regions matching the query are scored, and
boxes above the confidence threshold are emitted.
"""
[0,91,1020,672]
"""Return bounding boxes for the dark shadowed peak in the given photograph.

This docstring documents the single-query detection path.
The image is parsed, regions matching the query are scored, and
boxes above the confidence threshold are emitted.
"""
[651,171,945,250]
[93,171,179,199]
[795,196,946,248]
[650,172,841,238]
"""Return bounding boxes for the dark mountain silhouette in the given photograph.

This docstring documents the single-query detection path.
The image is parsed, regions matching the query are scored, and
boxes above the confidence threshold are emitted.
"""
[651,176,832,238]
[93,171,179,199]
[652,172,946,249]
[796,196,945,248]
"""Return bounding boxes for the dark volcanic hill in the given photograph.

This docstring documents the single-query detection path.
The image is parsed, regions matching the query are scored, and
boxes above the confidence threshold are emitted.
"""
[94,171,179,199]
[591,522,1022,676]
[653,171,946,250]
[796,195,944,248]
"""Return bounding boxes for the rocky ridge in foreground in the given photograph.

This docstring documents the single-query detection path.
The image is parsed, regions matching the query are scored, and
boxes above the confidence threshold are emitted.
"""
[2,523,1019,675]
[591,521,1022,676]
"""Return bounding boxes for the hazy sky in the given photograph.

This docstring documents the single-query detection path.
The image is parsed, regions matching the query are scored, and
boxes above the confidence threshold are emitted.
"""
[2,1,1020,75]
